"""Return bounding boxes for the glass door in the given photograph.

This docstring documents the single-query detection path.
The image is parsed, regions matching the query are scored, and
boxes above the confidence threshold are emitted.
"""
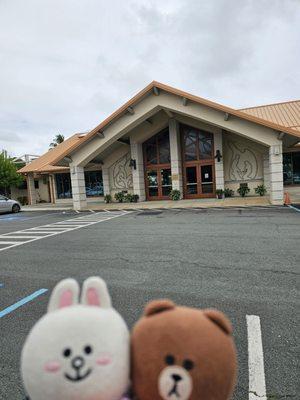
[181,124,215,198]
[143,129,172,200]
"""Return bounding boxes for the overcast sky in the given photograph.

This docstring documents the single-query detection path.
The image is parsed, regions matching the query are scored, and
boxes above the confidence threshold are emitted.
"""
[0,0,299,156]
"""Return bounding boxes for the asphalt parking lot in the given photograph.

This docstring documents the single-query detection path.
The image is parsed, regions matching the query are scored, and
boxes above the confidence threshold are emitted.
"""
[0,207,299,399]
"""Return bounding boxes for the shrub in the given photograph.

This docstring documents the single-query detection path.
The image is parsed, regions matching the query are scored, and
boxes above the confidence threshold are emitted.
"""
[237,185,250,197]
[216,189,224,199]
[104,194,112,204]
[124,193,133,203]
[169,189,181,201]
[114,192,125,203]
[224,188,234,198]
[124,193,139,203]
[255,184,267,196]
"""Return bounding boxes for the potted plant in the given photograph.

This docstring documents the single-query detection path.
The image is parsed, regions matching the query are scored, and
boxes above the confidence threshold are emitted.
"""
[237,185,250,197]
[224,188,234,198]
[114,192,125,203]
[104,194,112,204]
[132,194,139,203]
[169,189,181,201]
[255,184,267,196]
[216,189,224,199]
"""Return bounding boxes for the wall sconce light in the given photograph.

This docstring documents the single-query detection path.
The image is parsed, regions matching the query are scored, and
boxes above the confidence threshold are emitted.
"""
[215,150,222,162]
[129,159,137,170]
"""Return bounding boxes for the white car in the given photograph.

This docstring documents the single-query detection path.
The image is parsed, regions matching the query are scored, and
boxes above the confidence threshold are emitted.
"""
[0,195,21,213]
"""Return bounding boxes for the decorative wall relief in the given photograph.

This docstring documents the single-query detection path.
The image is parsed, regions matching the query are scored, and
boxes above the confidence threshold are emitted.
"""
[227,141,258,181]
[109,152,133,190]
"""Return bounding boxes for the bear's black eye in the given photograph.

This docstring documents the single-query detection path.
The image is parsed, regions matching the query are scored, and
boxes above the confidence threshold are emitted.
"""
[165,354,175,365]
[63,348,72,357]
[84,345,92,355]
[183,359,194,371]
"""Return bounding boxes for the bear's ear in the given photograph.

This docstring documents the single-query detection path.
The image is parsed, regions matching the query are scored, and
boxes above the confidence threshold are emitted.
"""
[203,309,233,335]
[80,277,111,308]
[144,299,175,316]
[47,278,80,313]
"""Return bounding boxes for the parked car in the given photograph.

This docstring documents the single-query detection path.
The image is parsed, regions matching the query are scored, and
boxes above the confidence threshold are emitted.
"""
[0,195,21,213]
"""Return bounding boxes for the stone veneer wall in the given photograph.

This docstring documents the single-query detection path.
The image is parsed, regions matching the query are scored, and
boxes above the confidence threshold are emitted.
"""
[223,133,267,194]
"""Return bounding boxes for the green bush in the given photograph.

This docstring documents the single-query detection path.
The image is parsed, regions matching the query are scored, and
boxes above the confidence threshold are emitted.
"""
[224,188,234,198]
[169,189,181,201]
[124,193,139,203]
[237,185,250,197]
[114,192,125,203]
[255,184,267,196]
[104,194,112,204]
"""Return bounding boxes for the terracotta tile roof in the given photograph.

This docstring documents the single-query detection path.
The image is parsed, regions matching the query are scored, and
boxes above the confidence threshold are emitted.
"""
[240,100,300,132]
[49,82,300,166]
[20,82,300,175]
[18,133,86,173]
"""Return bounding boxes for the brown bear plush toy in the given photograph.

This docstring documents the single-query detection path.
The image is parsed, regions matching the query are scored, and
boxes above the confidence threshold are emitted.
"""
[131,299,237,400]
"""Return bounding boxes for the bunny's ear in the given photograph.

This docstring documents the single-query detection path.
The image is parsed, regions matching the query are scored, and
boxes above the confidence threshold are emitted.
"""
[81,277,111,308]
[47,278,80,313]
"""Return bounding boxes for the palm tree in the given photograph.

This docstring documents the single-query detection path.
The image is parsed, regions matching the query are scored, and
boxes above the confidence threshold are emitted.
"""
[49,134,65,149]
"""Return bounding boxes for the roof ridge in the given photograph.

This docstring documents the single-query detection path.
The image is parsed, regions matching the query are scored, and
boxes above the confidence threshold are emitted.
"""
[239,99,300,111]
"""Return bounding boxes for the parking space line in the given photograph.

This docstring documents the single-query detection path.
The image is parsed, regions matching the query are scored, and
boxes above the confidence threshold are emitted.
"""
[0,211,131,252]
[247,315,267,400]
[0,288,48,318]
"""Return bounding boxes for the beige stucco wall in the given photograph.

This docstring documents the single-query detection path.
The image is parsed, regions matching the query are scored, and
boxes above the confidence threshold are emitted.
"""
[11,176,50,203]
[102,146,133,198]
[223,132,267,195]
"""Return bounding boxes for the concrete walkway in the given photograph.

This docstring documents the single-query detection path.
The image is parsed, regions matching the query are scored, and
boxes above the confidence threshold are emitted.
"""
[22,196,276,212]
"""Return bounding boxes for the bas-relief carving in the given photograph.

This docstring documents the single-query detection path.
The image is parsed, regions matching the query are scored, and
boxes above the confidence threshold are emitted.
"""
[226,141,259,181]
[109,152,133,190]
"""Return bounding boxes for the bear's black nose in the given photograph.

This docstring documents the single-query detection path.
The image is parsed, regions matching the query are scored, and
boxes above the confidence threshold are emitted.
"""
[172,374,182,382]
[72,356,85,370]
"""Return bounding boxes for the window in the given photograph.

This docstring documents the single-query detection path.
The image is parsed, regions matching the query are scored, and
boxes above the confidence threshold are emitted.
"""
[55,174,72,199]
[85,171,103,197]
[144,129,170,165]
[34,180,39,189]
[283,152,300,185]
[182,125,213,161]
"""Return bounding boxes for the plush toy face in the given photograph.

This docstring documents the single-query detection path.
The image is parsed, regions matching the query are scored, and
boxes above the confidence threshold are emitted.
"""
[21,277,129,400]
[131,300,237,400]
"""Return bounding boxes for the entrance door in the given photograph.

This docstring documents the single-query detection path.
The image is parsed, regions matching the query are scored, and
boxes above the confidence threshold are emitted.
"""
[182,124,215,198]
[143,129,172,200]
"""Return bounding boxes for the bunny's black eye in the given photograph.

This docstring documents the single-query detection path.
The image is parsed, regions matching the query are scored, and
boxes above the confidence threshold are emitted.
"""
[84,345,92,355]
[63,348,72,357]
[165,354,175,365]
[183,359,194,370]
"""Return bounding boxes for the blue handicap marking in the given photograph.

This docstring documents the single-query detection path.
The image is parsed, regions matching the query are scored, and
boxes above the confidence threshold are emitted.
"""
[0,288,48,318]
[0,283,3,288]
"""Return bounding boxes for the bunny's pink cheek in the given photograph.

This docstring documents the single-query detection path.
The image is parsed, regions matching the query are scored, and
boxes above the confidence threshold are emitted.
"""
[96,355,112,366]
[44,361,61,373]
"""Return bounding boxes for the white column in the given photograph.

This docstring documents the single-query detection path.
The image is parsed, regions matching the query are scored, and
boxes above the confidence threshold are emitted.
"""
[214,131,224,190]
[169,119,183,196]
[130,141,146,201]
[70,165,87,210]
[27,173,37,205]
[263,153,270,192]
[102,167,110,196]
[269,144,283,205]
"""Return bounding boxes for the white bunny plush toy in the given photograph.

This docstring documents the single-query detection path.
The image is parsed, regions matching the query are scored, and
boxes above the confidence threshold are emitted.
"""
[21,277,130,400]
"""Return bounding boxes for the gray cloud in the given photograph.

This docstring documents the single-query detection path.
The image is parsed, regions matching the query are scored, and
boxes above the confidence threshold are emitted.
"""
[0,0,299,156]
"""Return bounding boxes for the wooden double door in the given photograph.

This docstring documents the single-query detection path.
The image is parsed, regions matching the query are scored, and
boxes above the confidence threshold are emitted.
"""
[181,124,215,198]
[143,124,216,200]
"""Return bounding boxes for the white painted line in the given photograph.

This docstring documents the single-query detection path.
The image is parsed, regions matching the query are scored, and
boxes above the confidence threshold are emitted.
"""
[0,241,19,244]
[288,205,300,213]
[247,315,267,400]
[0,211,132,253]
